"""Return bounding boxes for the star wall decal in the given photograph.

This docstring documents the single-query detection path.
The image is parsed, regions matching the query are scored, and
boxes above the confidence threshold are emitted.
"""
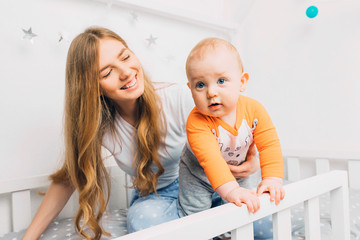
[106,1,113,12]
[165,54,175,62]
[58,31,70,43]
[146,34,157,46]
[131,11,138,21]
[22,27,37,44]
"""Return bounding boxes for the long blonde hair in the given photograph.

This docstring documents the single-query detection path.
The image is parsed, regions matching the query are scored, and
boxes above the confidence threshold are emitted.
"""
[50,27,165,239]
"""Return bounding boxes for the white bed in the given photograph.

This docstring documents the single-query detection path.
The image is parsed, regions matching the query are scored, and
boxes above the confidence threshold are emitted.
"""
[1,156,359,240]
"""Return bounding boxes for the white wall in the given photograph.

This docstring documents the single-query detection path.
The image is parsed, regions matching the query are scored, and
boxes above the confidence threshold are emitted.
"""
[0,0,359,183]
[237,0,360,159]
[0,0,233,181]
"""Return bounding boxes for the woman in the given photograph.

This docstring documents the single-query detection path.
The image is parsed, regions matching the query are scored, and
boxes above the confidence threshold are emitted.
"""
[23,27,261,240]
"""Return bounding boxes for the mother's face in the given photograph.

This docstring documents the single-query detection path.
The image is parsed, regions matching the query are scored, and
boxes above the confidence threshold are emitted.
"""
[98,38,145,107]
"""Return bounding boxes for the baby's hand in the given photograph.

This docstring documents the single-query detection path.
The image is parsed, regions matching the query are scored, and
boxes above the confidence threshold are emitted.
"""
[226,187,260,213]
[257,177,285,205]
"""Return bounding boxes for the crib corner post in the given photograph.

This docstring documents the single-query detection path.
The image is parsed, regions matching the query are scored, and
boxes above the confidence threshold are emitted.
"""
[330,171,350,240]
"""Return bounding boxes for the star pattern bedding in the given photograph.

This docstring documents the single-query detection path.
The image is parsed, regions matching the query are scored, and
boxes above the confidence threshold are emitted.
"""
[0,209,128,240]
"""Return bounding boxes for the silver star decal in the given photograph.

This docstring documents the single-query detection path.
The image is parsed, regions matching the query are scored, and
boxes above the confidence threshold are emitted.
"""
[146,34,157,46]
[106,1,113,12]
[58,31,70,43]
[131,11,138,21]
[22,27,37,44]
[165,55,175,62]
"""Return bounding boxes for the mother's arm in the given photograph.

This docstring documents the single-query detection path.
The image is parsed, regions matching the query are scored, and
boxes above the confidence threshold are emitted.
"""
[228,143,259,178]
[22,182,75,240]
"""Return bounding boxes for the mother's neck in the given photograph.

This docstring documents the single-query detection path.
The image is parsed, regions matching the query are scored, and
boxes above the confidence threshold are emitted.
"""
[115,100,139,127]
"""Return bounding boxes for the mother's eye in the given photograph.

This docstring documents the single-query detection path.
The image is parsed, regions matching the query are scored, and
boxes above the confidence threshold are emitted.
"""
[102,69,112,78]
[123,55,130,61]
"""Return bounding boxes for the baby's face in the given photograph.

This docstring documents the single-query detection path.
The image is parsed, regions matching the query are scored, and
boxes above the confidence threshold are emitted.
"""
[187,46,247,121]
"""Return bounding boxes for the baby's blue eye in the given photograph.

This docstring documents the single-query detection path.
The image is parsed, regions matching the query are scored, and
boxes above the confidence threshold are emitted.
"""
[218,78,225,84]
[196,82,205,89]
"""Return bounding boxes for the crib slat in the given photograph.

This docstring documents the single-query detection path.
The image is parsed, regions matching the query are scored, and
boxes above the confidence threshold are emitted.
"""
[330,175,350,239]
[231,223,253,240]
[272,208,291,240]
[315,158,330,175]
[304,197,321,239]
[287,157,300,181]
[125,174,132,208]
[348,160,360,189]
[12,190,31,232]
[0,195,11,236]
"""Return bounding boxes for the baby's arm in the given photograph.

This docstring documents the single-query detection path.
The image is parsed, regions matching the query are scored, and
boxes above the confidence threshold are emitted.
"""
[249,98,284,205]
[216,181,260,213]
[257,177,284,205]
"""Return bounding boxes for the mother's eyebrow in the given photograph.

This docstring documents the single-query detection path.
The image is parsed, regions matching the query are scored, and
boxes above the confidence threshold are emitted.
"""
[99,48,128,73]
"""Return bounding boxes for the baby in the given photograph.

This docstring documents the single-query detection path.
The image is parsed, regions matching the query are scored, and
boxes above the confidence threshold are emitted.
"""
[178,38,285,217]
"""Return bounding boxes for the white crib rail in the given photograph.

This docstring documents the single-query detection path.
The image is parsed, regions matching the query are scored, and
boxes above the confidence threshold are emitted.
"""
[0,174,49,233]
[0,158,354,239]
[287,157,360,189]
[0,165,127,235]
[116,170,350,240]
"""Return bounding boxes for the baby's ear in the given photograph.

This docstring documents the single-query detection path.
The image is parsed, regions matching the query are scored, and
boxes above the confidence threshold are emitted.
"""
[240,72,249,92]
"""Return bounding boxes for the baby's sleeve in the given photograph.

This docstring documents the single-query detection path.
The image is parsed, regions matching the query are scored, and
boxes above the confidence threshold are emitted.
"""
[251,100,283,179]
[186,111,236,190]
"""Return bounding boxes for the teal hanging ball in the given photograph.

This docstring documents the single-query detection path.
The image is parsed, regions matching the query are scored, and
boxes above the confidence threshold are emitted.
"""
[306,6,318,18]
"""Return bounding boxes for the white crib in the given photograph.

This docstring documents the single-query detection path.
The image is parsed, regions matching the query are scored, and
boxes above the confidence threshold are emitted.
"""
[1,156,359,240]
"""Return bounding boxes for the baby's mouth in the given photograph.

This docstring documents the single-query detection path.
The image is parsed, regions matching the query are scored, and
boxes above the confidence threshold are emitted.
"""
[209,103,220,107]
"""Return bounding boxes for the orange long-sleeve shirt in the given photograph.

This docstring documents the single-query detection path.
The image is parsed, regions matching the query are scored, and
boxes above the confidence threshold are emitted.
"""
[186,95,283,190]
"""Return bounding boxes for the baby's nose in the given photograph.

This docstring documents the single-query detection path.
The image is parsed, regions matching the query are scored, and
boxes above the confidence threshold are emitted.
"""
[207,86,218,98]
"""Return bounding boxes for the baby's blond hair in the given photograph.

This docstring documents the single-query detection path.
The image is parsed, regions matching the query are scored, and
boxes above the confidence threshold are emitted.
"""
[186,38,244,77]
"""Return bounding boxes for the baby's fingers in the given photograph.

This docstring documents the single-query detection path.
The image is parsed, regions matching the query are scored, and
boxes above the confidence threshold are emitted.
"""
[275,188,281,204]
[233,199,243,207]
[243,199,255,213]
[253,198,260,212]
[268,186,276,202]
[247,197,260,213]
[279,186,285,201]
[272,186,285,205]
[256,184,268,196]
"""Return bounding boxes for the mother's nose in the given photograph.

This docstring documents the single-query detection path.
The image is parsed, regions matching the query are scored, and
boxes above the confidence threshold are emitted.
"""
[117,64,132,81]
